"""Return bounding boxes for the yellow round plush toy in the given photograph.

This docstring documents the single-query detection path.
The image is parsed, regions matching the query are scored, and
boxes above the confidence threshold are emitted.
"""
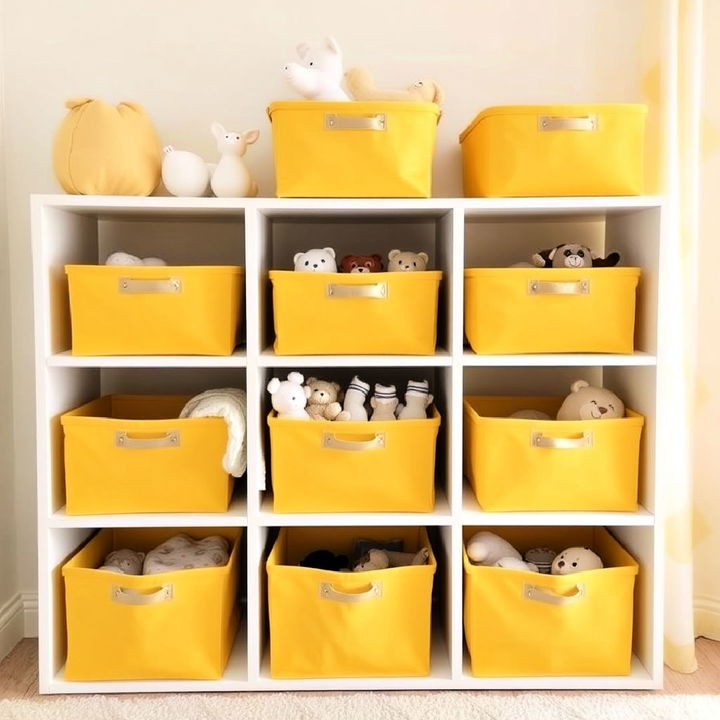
[53,98,162,195]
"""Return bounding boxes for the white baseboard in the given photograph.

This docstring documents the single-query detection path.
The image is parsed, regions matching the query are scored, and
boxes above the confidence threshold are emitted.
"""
[0,594,25,661]
[22,592,38,638]
[695,594,720,641]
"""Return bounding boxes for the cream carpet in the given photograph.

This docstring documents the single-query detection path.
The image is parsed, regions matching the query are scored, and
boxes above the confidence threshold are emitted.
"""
[1,691,719,720]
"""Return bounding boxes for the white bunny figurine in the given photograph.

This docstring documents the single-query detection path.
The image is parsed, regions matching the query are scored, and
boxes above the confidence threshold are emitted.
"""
[210,122,259,198]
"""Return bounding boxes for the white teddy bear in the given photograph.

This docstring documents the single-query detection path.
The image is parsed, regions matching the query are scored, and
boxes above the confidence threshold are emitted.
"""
[283,36,350,101]
[388,249,429,271]
[293,247,338,272]
[267,372,311,419]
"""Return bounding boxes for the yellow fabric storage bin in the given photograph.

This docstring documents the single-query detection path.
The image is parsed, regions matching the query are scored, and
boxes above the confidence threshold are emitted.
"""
[66,264,244,355]
[464,267,641,354]
[270,270,442,354]
[267,409,441,512]
[463,526,638,677]
[459,104,647,197]
[61,395,233,514]
[464,397,644,512]
[268,526,436,678]
[63,527,241,681]
[268,101,440,197]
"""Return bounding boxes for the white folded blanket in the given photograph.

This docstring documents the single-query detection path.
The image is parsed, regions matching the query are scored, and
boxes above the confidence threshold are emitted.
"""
[180,388,247,477]
[143,533,230,575]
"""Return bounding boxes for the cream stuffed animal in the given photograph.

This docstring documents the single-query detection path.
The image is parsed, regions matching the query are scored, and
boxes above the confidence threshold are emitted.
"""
[397,379,433,420]
[305,377,342,421]
[466,531,521,566]
[551,547,604,575]
[370,384,398,420]
[556,380,625,420]
[353,547,430,571]
[388,249,429,271]
[345,67,444,105]
[284,36,350,101]
[99,549,145,574]
[336,375,370,422]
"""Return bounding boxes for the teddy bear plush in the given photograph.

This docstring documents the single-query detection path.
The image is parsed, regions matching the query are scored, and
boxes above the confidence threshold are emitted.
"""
[99,548,145,574]
[293,247,337,272]
[336,375,370,422]
[370,384,398,420]
[283,36,350,101]
[551,547,604,575]
[396,379,433,420]
[344,67,444,105]
[267,372,311,419]
[387,249,429,271]
[556,380,625,421]
[340,254,383,273]
[305,377,343,421]
[531,244,620,268]
[353,547,430,571]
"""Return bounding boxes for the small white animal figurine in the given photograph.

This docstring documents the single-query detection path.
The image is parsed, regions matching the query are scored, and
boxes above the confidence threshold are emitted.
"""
[210,122,259,198]
[283,36,350,101]
[397,379,433,420]
[162,146,211,197]
[336,376,370,422]
[267,372,311,420]
[369,384,398,421]
[293,247,337,272]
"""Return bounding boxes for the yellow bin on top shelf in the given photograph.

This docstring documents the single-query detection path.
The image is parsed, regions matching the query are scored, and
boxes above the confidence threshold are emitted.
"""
[61,395,234,514]
[463,526,638,677]
[270,270,442,354]
[464,267,641,354]
[65,264,243,355]
[267,526,436,678]
[63,527,241,681]
[463,396,644,512]
[459,104,647,197]
[268,101,440,197]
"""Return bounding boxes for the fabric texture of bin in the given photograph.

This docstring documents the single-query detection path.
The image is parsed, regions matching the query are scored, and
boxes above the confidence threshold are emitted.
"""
[267,526,436,678]
[464,396,644,512]
[268,101,440,197]
[270,270,442,355]
[459,104,647,197]
[65,264,243,355]
[463,526,638,677]
[464,267,641,354]
[61,395,233,514]
[63,527,241,681]
[267,408,441,512]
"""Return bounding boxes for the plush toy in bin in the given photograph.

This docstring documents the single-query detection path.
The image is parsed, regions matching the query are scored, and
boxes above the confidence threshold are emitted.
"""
[557,380,625,420]
[267,372,311,419]
[397,380,433,420]
[293,247,338,272]
[336,376,370,421]
[466,531,538,572]
[531,244,621,268]
[370,384,399,420]
[99,549,145,575]
[344,67,444,105]
[551,547,603,575]
[387,249,429,271]
[340,254,383,273]
[353,547,430,571]
[283,36,350,101]
[105,252,166,266]
[304,377,343,421]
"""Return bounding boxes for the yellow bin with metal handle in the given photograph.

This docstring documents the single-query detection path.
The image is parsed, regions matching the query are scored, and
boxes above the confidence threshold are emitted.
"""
[268,101,440,197]
[464,267,641,354]
[463,526,638,677]
[63,527,241,681]
[267,526,436,678]
[459,104,647,197]
[61,395,234,514]
[270,270,442,354]
[464,396,644,512]
[65,264,243,355]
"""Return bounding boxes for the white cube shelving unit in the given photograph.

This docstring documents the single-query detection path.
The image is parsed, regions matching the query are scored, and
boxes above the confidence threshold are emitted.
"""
[32,193,667,693]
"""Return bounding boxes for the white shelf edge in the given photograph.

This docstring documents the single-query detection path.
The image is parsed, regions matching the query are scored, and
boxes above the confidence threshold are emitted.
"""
[259,349,452,367]
[462,350,657,367]
[47,350,248,368]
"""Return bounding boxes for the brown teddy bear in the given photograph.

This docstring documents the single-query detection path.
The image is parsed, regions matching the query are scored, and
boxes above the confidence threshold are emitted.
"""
[340,254,383,273]
[305,377,343,421]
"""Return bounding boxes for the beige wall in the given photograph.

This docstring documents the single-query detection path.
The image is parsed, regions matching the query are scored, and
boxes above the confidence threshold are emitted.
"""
[0,0,656,600]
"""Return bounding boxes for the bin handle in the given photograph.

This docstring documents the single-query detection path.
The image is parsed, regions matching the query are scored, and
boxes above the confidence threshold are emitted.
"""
[326,282,388,299]
[538,114,598,132]
[531,431,593,449]
[528,279,590,295]
[319,581,383,603]
[523,582,585,606]
[325,113,387,131]
[115,430,180,449]
[118,277,182,294]
[111,584,174,606]
[323,432,385,451]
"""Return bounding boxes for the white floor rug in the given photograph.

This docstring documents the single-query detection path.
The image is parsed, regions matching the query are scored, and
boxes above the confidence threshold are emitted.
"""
[1,691,719,720]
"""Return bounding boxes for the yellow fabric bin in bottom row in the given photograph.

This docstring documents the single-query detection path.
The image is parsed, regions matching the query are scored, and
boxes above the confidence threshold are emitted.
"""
[464,526,638,677]
[268,526,436,678]
[63,527,241,681]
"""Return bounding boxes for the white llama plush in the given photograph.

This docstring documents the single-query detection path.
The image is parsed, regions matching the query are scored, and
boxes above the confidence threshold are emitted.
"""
[283,36,350,101]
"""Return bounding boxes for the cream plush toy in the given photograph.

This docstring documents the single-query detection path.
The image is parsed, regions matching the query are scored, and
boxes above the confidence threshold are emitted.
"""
[336,375,370,422]
[370,384,398,420]
[388,249,429,271]
[283,36,350,101]
[305,377,343,421]
[466,531,522,566]
[353,547,430,571]
[556,380,625,421]
[551,547,604,575]
[397,379,433,420]
[99,549,145,574]
[344,67,444,105]
[210,122,259,198]
[106,252,166,266]
[509,409,552,420]
[293,247,338,272]
[267,372,311,419]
